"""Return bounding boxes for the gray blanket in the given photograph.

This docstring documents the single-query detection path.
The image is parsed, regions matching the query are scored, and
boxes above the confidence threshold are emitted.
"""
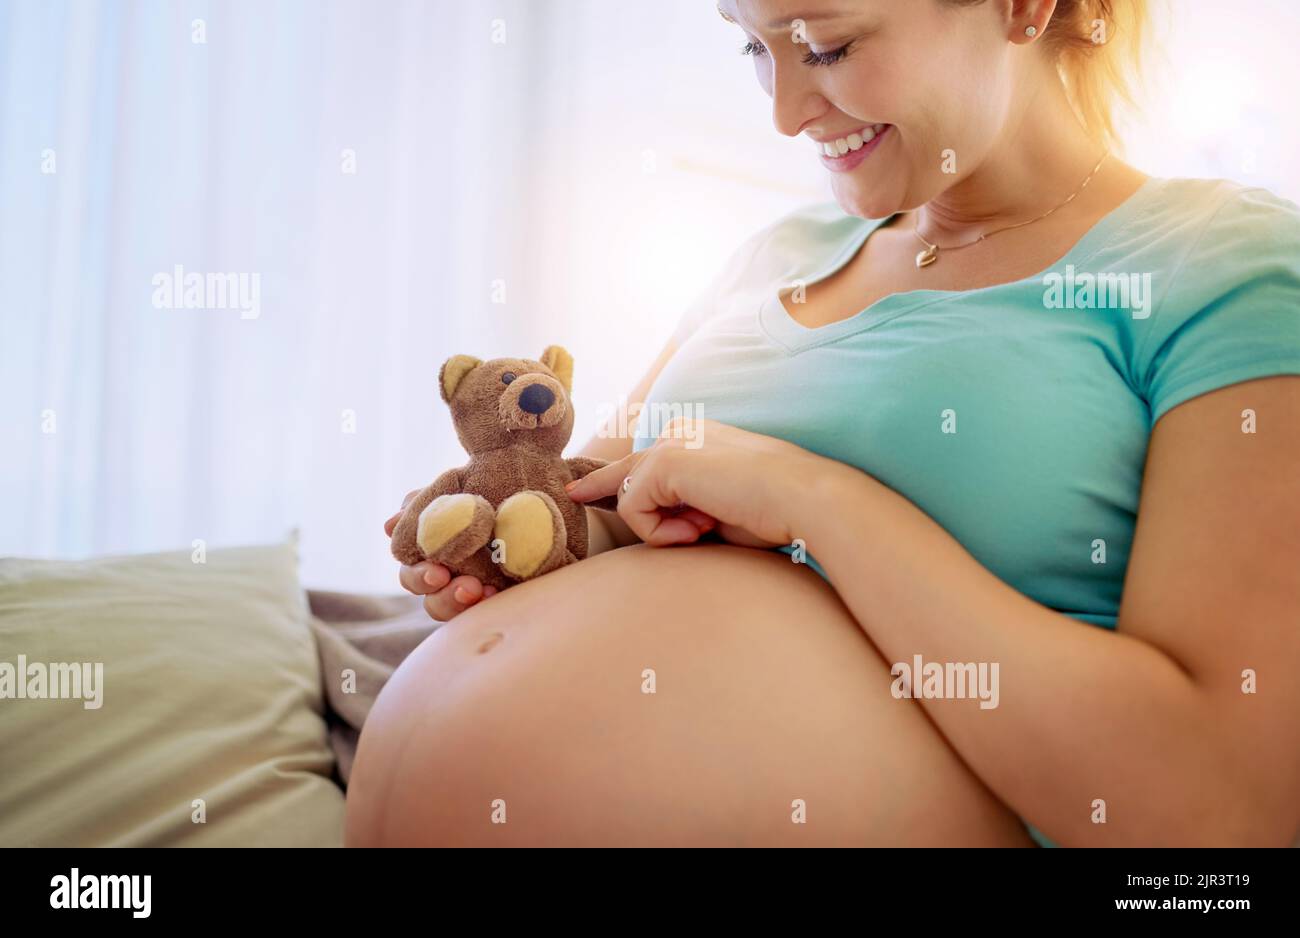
[306,590,438,786]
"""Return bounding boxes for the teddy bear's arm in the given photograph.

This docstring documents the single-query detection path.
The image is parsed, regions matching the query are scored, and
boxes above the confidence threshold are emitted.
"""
[563,456,620,513]
[390,467,464,566]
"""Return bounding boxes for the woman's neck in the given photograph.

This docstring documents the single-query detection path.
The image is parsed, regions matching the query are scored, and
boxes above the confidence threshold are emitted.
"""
[914,81,1110,243]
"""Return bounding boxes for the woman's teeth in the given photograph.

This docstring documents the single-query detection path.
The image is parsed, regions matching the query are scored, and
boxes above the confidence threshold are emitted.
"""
[820,124,886,157]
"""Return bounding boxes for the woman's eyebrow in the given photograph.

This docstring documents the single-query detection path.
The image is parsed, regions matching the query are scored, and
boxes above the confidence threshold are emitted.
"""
[763,11,853,30]
[716,6,854,31]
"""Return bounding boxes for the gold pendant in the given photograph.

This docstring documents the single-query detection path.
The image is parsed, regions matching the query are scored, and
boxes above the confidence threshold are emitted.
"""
[915,245,938,268]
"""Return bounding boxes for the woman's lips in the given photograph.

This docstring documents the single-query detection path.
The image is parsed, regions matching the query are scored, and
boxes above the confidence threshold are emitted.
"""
[816,124,892,173]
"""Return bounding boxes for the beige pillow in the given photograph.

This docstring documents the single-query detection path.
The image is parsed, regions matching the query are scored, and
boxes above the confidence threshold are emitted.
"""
[0,538,345,846]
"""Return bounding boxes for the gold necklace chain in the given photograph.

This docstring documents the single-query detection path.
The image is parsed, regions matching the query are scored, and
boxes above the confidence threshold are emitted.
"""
[912,150,1110,269]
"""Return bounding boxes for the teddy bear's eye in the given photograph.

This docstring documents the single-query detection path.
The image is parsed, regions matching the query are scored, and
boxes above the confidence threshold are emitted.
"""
[501,372,517,385]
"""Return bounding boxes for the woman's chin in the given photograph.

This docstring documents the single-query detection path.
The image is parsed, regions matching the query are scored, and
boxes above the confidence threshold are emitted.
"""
[830,180,904,222]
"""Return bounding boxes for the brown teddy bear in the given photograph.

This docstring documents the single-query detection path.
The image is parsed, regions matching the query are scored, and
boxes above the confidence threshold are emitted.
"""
[390,345,620,591]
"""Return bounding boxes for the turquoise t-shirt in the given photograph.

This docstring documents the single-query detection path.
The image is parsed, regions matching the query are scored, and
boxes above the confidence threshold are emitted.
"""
[631,178,1300,847]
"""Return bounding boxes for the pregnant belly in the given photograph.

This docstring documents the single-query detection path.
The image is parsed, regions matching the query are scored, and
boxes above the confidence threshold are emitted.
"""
[348,542,1032,845]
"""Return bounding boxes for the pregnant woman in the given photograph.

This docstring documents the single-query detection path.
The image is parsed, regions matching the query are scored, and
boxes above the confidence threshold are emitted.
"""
[347,0,1300,846]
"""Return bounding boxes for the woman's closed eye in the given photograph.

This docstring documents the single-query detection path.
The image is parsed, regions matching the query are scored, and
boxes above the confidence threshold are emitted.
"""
[739,39,855,67]
[802,41,854,67]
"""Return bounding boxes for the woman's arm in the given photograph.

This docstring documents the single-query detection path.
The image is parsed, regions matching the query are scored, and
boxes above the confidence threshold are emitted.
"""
[797,376,1300,846]
[576,338,681,553]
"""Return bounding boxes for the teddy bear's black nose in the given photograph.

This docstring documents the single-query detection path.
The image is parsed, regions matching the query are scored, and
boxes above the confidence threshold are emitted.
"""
[518,383,555,416]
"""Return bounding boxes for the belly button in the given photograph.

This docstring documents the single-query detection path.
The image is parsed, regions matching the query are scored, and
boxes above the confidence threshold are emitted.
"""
[476,632,505,654]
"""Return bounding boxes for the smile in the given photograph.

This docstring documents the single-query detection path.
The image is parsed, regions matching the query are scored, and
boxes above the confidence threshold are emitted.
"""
[812,124,892,172]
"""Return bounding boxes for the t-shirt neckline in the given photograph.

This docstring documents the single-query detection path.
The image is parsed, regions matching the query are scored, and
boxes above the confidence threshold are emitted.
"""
[758,176,1160,353]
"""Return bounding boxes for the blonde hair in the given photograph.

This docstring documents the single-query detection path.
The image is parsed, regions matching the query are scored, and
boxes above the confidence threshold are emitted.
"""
[949,0,1150,147]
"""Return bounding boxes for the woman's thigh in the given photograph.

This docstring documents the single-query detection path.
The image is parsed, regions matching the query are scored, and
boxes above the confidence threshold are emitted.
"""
[346,543,1032,846]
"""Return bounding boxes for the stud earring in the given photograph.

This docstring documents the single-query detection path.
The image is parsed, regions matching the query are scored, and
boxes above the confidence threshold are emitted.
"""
[1025,25,1038,38]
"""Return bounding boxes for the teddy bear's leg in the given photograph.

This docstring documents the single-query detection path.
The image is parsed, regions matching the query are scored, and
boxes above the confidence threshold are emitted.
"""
[416,493,496,566]
[493,490,570,580]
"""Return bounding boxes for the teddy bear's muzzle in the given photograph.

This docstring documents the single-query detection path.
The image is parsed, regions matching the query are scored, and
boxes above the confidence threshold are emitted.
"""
[518,383,554,415]
[498,376,567,430]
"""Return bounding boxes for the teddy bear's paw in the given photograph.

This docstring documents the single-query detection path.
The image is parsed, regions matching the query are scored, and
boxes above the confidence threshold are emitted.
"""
[494,491,568,580]
[417,493,495,564]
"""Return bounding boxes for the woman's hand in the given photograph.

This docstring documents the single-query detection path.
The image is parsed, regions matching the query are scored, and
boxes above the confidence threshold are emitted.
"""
[385,490,498,620]
[565,418,826,550]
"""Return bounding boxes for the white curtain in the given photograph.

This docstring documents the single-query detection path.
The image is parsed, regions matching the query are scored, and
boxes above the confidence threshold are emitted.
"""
[2,0,1296,591]
[0,0,819,590]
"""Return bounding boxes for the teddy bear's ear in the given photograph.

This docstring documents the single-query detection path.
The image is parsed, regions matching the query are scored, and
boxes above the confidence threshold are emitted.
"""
[540,345,573,392]
[439,354,483,403]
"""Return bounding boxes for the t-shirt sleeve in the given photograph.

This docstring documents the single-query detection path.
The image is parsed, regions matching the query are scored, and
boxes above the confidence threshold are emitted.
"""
[1136,186,1300,424]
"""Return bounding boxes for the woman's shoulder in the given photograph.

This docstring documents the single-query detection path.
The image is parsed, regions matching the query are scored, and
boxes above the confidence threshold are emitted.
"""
[666,202,876,346]
[1125,176,1300,255]
[1144,175,1300,212]
[732,200,878,281]
[1136,177,1300,292]
[1094,176,1300,313]
[1115,177,1300,423]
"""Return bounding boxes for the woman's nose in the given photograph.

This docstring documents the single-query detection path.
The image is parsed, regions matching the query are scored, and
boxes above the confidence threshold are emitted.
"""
[769,66,826,139]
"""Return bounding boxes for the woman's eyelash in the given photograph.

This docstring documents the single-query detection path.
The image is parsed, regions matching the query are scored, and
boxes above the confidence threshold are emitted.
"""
[802,42,854,66]
[738,39,855,66]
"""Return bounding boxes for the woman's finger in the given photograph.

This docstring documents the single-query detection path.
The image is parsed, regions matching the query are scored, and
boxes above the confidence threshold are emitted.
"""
[384,489,423,536]
[566,452,640,502]
[421,575,487,622]
[629,512,707,545]
[448,575,484,606]
[614,450,724,545]
[674,507,717,532]
[398,562,452,596]
[616,465,706,545]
